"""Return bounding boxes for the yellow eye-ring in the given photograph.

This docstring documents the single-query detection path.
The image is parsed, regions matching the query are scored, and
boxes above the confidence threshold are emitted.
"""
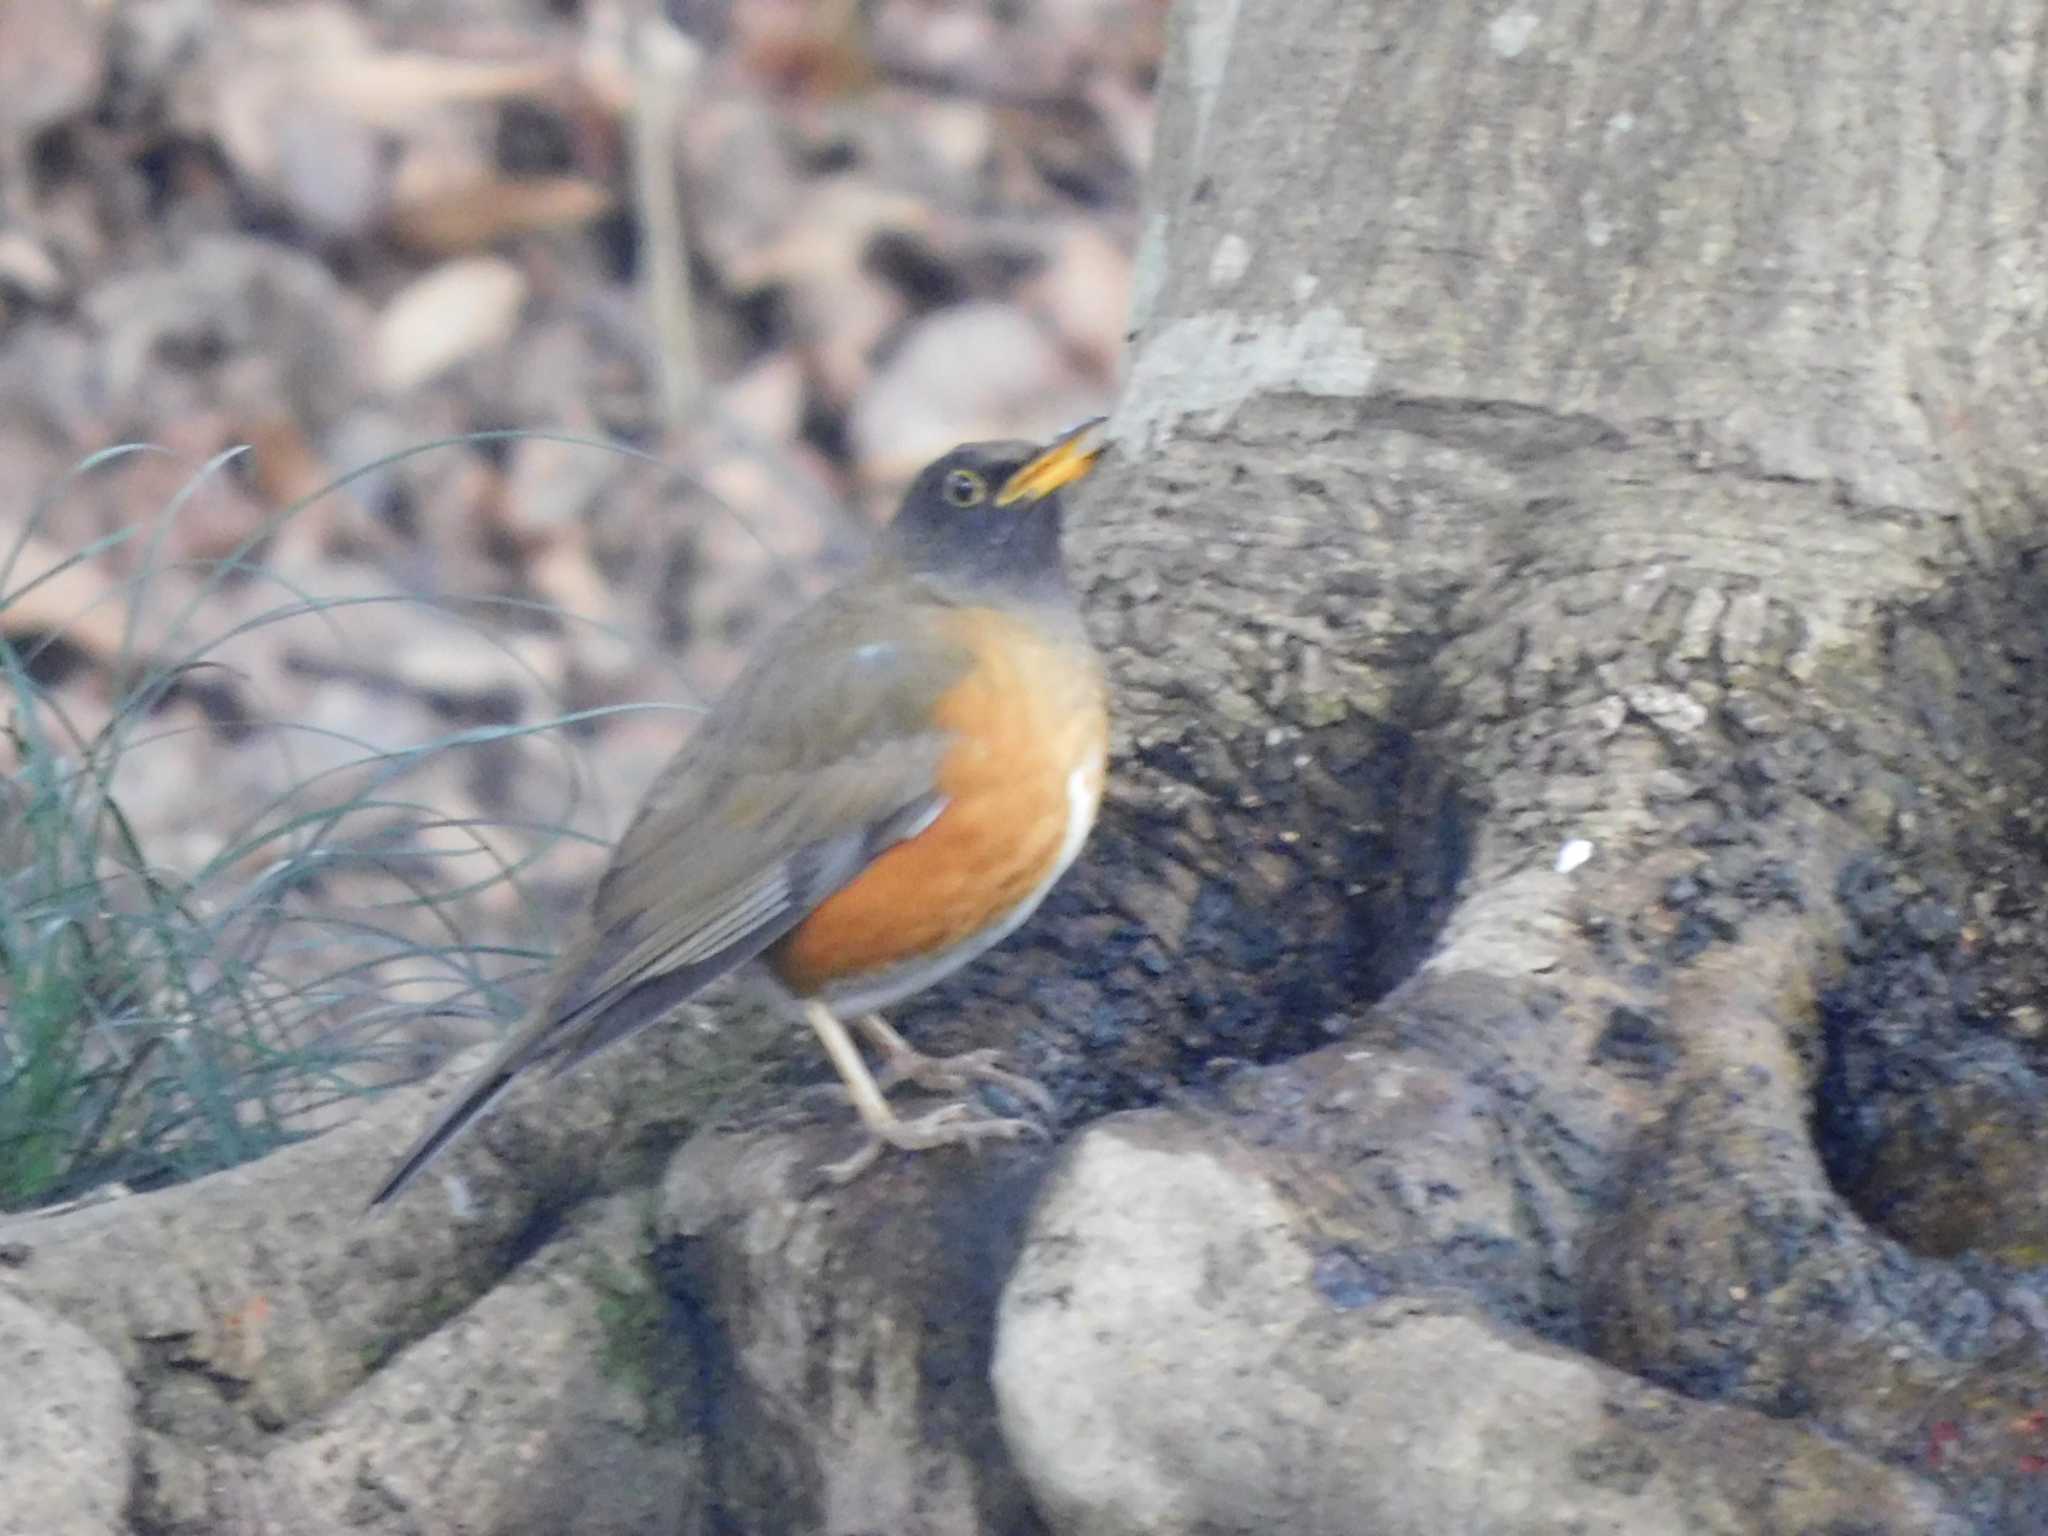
[943,468,987,508]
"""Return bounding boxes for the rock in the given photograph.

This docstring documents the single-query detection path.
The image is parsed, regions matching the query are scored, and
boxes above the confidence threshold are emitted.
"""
[255,1197,701,1536]
[0,1020,784,1529]
[0,1288,132,1536]
[655,1118,1054,1535]
[994,1113,1963,1536]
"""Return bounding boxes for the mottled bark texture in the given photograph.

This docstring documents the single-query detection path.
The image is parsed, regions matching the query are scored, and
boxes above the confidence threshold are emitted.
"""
[993,0,2048,1527]
[7,2,2048,1532]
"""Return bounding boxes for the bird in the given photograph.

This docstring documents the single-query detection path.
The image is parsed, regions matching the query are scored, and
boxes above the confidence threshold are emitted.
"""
[370,418,1109,1206]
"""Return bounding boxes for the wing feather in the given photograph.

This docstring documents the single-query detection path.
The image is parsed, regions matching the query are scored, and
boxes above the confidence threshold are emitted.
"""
[367,579,974,1207]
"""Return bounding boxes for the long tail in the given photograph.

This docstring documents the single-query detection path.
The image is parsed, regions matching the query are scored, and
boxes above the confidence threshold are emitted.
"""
[364,929,785,1208]
[365,831,866,1207]
[364,1048,527,1208]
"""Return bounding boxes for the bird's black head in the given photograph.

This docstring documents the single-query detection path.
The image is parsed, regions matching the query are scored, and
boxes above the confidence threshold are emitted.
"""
[876,419,1105,597]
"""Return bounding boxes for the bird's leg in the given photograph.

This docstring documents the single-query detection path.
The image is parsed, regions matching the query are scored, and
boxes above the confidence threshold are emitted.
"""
[802,1002,1043,1183]
[855,1013,1056,1114]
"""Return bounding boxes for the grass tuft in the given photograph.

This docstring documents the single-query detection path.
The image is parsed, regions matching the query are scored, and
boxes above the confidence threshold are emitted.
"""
[0,438,703,1211]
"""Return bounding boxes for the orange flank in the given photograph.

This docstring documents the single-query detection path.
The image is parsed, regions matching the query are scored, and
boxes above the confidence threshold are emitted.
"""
[769,606,1106,996]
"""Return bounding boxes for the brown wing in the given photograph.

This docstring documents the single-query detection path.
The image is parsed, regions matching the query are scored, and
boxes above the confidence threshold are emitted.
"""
[368,580,974,1206]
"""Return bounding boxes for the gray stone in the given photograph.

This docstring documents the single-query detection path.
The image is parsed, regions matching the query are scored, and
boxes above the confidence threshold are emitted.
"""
[0,1289,132,1536]
[994,1116,1962,1536]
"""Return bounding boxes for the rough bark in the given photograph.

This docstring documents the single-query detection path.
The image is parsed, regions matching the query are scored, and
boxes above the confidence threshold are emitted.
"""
[6,0,2048,1531]
[1013,0,2048,1527]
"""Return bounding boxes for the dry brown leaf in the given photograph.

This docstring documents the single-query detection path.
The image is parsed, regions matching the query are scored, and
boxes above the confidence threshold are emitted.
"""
[386,125,503,240]
[0,529,135,663]
[0,0,109,145]
[401,448,512,602]
[1085,65,1158,175]
[83,235,369,431]
[501,434,623,545]
[677,438,851,690]
[389,175,616,259]
[372,257,530,396]
[96,412,277,569]
[728,180,932,291]
[715,353,808,444]
[385,618,530,714]
[724,181,937,407]
[269,98,388,241]
[235,414,333,515]
[310,54,561,129]
[198,9,567,240]
[0,231,67,306]
[1018,222,1132,379]
[203,5,377,203]
[907,98,998,182]
[527,541,616,643]
[231,412,401,569]
[849,300,1103,488]
[731,0,880,99]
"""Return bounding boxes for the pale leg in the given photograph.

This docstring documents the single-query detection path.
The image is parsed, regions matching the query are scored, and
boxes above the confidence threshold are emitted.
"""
[802,1002,1042,1182]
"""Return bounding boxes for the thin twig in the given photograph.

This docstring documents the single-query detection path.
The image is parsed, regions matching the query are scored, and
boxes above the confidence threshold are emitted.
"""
[630,7,702,430]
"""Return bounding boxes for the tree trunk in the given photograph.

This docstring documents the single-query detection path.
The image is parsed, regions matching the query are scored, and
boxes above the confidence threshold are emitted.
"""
[991,0,2048,1529]
[6,1,2048,1532]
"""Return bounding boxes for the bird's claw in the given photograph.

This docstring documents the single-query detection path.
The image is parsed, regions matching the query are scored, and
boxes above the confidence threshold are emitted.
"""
[871,1044,1057,1115]
[818,1102,1044,1184]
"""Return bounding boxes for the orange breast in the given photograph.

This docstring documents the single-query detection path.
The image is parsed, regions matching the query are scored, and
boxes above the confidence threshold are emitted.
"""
[768,607,1107,1001]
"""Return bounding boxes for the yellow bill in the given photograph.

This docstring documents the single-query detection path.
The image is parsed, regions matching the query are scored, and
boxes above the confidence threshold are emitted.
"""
[996,417,1108,505]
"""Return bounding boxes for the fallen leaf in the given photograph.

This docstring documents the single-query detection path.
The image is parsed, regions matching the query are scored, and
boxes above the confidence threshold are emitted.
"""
[849,300,1106,489]
[389,175,615,258]
[373,257,530,395]
[0,529,135,664]
[311,53,562,128]
[0,0,108,145]
[1019,221,1132,379]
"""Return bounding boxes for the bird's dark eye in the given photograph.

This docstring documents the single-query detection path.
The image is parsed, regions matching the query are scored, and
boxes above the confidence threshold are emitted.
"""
[943,468,987,508]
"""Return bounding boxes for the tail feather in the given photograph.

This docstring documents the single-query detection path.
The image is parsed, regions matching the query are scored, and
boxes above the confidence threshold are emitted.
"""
[367,927,794,1209]
[365,1051,525,1208]
[366,810,930,1209]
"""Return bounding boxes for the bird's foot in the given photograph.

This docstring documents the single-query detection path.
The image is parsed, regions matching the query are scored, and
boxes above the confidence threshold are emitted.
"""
[857,1014,1056,1114]
[794,1047,1052,1117]
[801,1001,1052,1183]
[819,1101,1044,1184]
[872,1044,1055,1113]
